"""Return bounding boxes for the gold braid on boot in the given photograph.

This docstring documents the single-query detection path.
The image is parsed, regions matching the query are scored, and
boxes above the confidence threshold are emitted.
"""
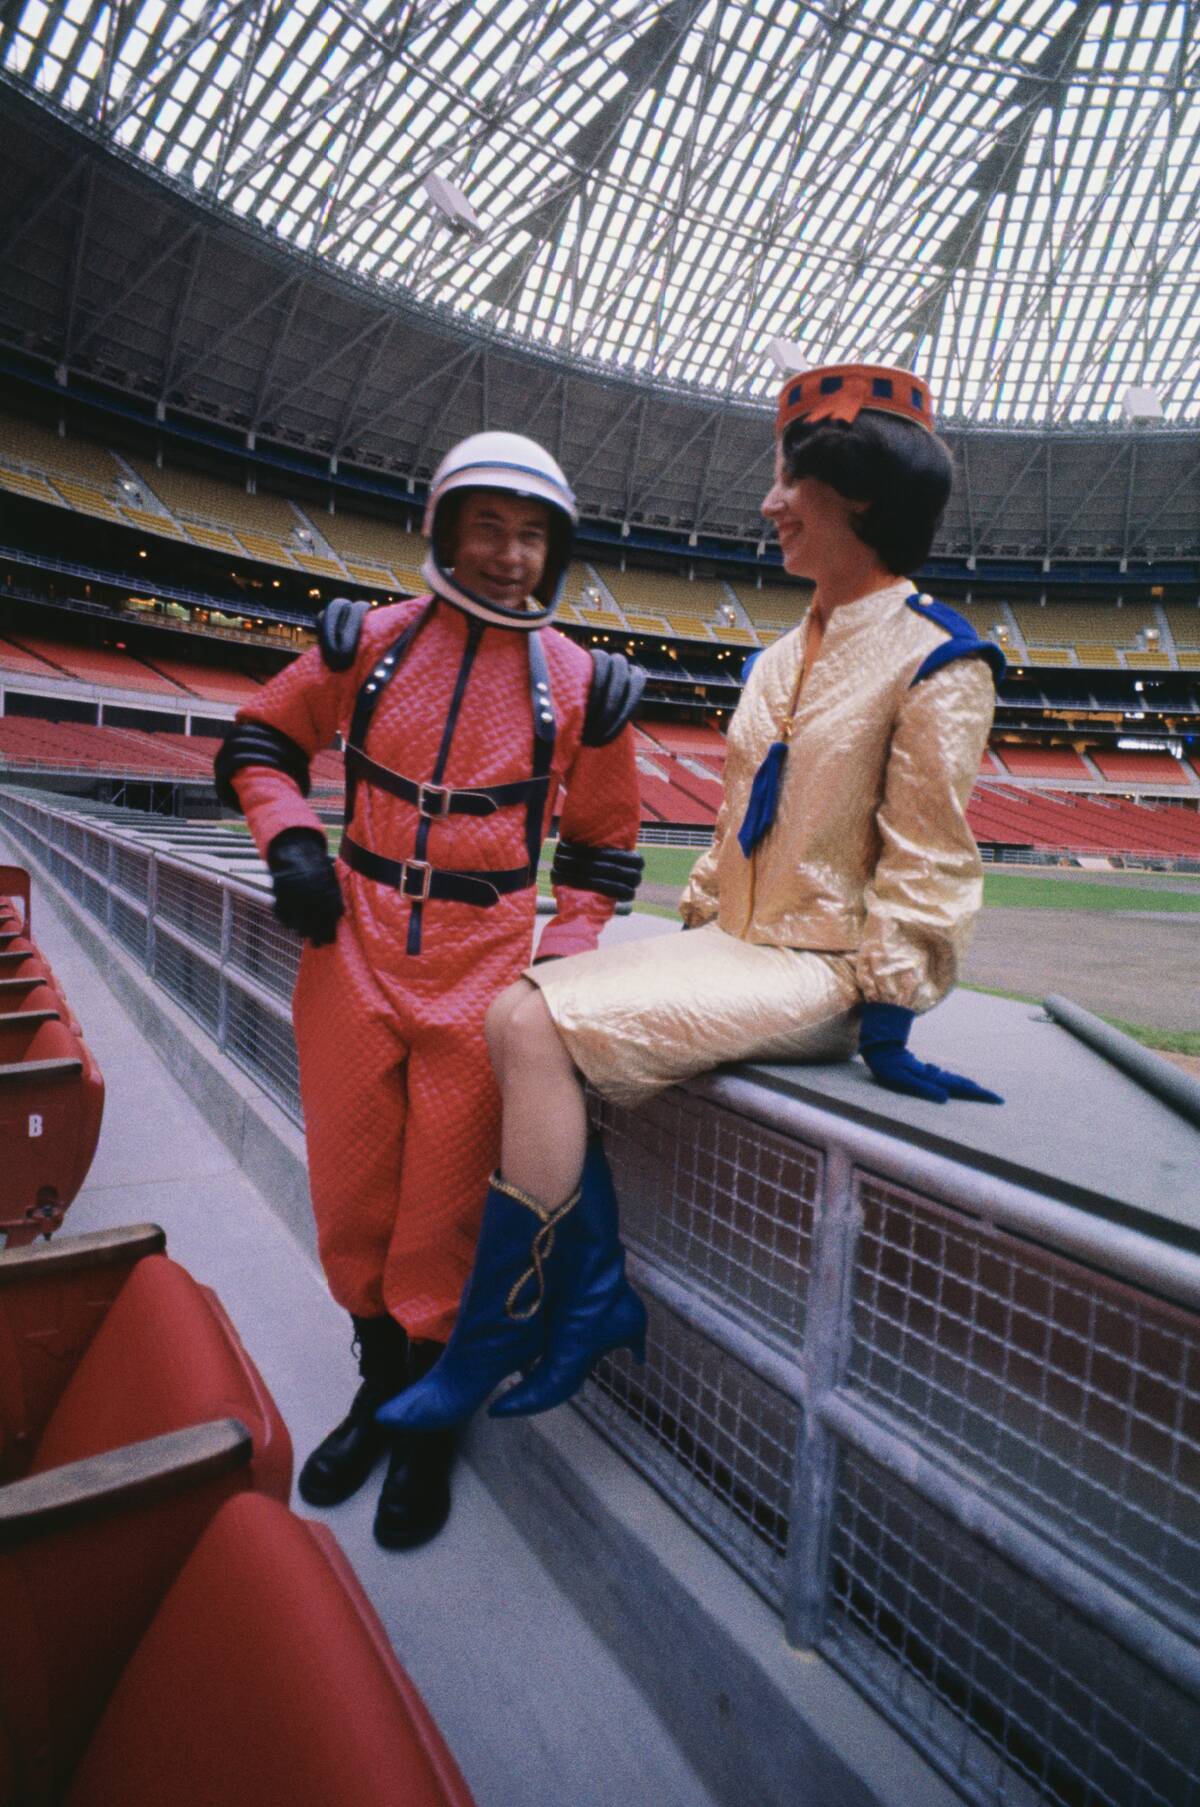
[494,1172,581,1322]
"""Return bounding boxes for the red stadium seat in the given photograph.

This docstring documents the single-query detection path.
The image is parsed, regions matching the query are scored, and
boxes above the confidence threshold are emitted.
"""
[62,1492,476,1807]
[0,868,103,1249]
[0,1226,294,1796]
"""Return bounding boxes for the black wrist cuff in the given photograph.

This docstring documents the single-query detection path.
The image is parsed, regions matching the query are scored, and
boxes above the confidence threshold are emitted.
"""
[214,719,312,811]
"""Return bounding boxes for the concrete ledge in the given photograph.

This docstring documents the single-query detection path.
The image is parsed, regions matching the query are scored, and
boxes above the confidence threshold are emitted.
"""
[0,824,317,1263]
[465,1406,962,1807]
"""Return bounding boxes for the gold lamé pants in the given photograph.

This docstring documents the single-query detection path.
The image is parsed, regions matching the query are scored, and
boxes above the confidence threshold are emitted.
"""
[526,921,861,1107]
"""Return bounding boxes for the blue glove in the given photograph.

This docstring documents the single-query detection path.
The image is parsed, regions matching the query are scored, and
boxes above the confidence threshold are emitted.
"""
[858,1002,1003,1106]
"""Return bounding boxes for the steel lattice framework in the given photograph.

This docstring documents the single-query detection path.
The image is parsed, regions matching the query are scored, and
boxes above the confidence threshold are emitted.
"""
[2,0,1199,427]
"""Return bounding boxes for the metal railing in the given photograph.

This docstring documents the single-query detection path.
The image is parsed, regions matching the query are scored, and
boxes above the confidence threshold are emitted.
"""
[1,788,1197,1807]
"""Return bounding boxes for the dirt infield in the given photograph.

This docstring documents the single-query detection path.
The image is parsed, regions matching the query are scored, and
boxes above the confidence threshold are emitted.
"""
[637,878,1199,1037]
[962,908,1199,1033]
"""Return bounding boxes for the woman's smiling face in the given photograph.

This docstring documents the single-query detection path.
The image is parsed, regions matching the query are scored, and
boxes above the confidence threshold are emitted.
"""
[760,444,865,581]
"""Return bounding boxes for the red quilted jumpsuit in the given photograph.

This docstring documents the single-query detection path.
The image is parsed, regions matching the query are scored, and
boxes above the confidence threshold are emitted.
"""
[231,594,641,1342]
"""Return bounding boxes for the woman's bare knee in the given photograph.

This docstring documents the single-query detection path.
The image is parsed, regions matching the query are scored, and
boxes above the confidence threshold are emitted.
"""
[484,978,535,1059]
[509,988,570,1065]
[488,985,571,1085]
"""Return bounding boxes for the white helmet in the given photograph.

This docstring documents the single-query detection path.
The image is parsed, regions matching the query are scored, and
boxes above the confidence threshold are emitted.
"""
[421,431,578,630]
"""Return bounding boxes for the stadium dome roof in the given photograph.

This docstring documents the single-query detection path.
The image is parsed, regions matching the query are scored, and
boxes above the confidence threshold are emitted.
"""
[3,0,1198,428]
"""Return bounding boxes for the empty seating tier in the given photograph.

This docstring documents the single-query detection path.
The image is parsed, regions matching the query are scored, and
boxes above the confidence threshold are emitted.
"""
[1090,748,1189,785]
[314,508,428,591]
[1008,600,1162,663]
[1164,605,1200,651]
[0,721,217,778]
[638,721,725,766]
[596,566,728,636]
[127,460,298,537]
[993,745,1091,781]
[3,636,186,695]
[0,637,63,679]
[0,866,103,1246]
[968,785,1200,856]
[0,414,124,491]
[138,657,265,704]
[726,581,811,641]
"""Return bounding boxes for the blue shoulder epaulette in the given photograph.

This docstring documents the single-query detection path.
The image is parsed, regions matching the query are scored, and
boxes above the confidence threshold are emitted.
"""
[906,593,1006,688]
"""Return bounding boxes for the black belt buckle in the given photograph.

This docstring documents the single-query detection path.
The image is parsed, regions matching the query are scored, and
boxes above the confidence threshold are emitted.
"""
[417,782,450,819]
[400,859,433,901]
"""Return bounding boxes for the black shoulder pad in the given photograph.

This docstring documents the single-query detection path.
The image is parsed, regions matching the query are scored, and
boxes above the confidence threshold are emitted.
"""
[583,649,646,747]
[318,597,371,672]
[213,719,312,812]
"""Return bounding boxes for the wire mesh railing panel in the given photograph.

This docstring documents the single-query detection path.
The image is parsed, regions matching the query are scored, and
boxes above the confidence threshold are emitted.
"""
[848,1179,1200,1616]
[224,978,302,1120]
[575,1290,797,1605]
[56,851,83,901]
[80,827,108,874]
[824,1448,1200,1807]
[593,1091,817,1346]
[114,844,150,898]
[82,870,107,919]
[228,890,300,1002]
[64,821,86,859]
[111,894,147,963]
[155,861,223,951]
[153,927,220,1035]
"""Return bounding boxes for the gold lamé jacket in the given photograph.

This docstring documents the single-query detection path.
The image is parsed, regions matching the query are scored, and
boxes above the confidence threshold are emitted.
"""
[679,579,997,1014]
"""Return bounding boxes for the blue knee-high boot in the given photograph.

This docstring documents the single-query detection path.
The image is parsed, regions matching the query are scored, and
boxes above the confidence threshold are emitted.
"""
[375,1173,574,1432]
[489,1137,646,1419]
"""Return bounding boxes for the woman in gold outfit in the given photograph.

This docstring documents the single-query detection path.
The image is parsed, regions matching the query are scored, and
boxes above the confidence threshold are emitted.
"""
[381,362,1006,1433]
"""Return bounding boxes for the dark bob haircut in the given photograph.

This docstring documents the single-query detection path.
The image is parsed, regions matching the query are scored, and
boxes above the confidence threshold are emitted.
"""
[781,411,953,575]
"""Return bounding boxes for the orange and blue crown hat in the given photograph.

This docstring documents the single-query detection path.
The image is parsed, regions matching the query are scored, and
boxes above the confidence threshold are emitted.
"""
[776,363,935,437]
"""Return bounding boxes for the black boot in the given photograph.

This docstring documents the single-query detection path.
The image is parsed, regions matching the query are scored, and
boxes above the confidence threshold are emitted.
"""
[373,1342,457,1551]
[298,1312,409,1508]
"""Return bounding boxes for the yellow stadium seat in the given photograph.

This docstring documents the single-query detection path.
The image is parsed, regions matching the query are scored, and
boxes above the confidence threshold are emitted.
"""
[1073,644,1121,667]
[0,468,60,504]
[185,524,244,556]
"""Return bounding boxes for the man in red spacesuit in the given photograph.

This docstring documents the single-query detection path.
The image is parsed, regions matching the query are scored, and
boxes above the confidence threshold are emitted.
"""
[214,433,643,1548]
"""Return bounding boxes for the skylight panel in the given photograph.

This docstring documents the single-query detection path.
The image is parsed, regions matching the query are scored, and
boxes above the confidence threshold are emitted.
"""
[3,0,1197,423]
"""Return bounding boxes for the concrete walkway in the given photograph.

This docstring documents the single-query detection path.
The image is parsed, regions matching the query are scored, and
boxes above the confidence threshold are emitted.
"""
[7,839,718,1807]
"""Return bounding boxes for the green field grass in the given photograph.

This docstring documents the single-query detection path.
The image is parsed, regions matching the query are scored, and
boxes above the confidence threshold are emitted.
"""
[980,872,1200,913]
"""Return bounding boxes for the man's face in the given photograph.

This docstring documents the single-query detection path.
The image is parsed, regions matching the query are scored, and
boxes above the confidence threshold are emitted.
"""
[450,490,551,608]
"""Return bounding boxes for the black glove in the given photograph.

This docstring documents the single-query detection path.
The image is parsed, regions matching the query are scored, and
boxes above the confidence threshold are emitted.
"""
[266,828,344,946]
[859,1002,1003,1106]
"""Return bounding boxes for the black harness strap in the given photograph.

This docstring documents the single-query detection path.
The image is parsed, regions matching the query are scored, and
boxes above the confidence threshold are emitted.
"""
[341,606,557,944]
[343,600,435,827]
[525,630,556,883]
[342,746,549,818]
[341,836,533,906]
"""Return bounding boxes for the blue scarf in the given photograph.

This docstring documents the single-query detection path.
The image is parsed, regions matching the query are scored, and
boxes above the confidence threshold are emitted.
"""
[737,738,789,856]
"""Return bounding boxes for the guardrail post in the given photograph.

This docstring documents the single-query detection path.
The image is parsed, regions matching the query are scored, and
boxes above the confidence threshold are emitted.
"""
[217,884,232,1050]
[782,1142,860,1649]
[144,851,157,976]
[105,835,117,932]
